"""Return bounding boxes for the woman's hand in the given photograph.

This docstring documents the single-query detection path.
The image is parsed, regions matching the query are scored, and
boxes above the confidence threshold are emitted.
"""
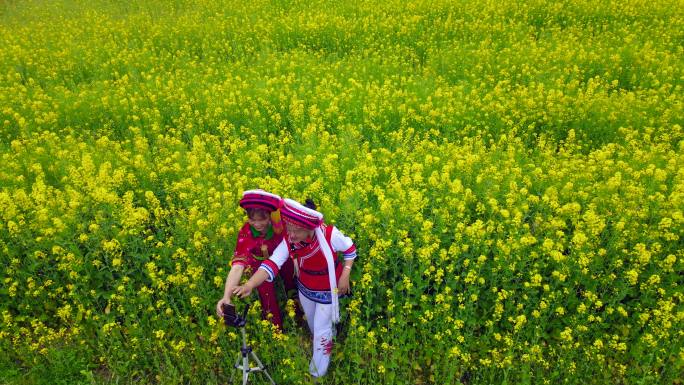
[337,273,351,295]
[232,284,254,299]
[216,295,232,317]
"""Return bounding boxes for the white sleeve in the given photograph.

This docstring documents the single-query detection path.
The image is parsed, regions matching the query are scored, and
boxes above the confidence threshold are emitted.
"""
[331,226,357,260]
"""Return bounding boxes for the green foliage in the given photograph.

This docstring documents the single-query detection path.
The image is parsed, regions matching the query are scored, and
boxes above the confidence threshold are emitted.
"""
[1,0,683,384]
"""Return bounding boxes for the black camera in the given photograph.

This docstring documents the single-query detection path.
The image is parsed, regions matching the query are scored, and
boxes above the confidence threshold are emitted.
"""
[222,303,250,328]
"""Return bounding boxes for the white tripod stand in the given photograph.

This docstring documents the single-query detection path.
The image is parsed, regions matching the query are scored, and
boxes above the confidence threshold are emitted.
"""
[223,303,276,385]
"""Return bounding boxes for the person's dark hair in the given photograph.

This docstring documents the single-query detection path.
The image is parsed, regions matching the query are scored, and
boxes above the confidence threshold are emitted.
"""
[304,198,317,210]
[246,207,270,219]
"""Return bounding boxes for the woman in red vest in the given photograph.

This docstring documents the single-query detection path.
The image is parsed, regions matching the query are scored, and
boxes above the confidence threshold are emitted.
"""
[233,198,357,378]
[216,190,295,329]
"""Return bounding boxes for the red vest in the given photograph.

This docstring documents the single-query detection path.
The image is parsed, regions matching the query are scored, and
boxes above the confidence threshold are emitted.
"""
[287,224,343,291]
[232,223,284,274]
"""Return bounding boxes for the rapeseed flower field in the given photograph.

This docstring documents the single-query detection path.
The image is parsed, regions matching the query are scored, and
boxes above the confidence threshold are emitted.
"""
[1,0,682,384]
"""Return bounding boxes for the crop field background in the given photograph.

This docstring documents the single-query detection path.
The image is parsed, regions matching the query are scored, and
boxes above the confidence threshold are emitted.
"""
[0,0,683,384]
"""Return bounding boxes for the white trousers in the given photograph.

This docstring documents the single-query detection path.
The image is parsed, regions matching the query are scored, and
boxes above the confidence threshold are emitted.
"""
[298,292,334,378]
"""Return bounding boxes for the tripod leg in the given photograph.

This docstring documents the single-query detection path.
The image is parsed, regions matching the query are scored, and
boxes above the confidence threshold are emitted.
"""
[242,352,250,385]
[250,351,276,385]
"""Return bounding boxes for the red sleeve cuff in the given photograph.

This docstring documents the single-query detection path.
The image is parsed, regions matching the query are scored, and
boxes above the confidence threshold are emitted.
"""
[343,244,356,254]
[231,256,249,267]
[259,259,280,282]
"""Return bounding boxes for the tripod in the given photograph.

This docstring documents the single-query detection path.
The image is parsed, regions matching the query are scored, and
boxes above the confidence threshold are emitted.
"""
[223,303,276,385]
